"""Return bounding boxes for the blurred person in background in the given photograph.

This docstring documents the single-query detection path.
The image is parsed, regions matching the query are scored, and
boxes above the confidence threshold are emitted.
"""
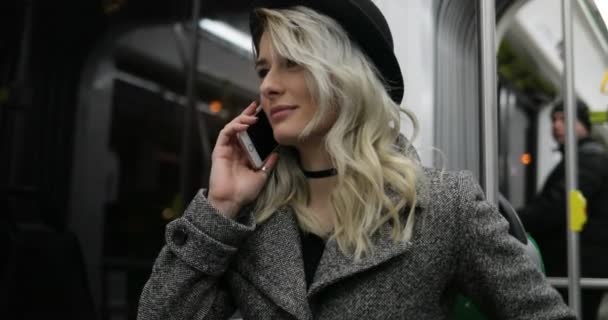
[519,100,608,320]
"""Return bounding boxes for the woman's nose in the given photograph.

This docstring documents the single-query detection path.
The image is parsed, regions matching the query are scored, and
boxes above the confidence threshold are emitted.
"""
[260,70,284,100]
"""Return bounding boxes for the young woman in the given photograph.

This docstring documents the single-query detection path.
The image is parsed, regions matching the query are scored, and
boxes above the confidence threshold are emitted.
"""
[138,1,574,319]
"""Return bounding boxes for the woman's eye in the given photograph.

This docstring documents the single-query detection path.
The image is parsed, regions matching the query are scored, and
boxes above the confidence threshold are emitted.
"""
[286,59,298,68]
[256,69,268,78]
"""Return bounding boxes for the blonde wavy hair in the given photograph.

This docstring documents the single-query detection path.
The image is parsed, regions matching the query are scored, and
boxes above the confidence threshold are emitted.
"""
[252,7,421,259]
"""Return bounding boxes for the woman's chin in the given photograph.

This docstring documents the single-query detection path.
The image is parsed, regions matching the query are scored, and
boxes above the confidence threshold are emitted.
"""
[274,133,299,147]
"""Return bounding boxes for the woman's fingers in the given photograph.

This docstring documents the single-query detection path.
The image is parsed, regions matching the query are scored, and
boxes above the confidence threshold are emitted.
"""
[215,101,259,147]
[239,115,259,125]
[216,122,249,147]
[242,100,258,116]
[260,153,280,175]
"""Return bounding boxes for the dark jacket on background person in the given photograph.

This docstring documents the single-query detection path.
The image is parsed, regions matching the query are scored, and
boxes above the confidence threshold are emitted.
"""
[519,137,608,278]
[137,168,574,320]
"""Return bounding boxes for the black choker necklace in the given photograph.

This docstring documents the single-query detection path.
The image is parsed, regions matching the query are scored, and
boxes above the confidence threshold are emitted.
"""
[302,168,337,178]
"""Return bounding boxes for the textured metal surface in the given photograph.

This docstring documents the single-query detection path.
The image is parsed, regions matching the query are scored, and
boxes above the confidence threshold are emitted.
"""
[434,0,481,177]
[433,0,520,192]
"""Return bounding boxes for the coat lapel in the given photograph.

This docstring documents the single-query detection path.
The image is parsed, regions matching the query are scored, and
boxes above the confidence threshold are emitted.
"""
[235,206,312,320]
[307,217,415,297]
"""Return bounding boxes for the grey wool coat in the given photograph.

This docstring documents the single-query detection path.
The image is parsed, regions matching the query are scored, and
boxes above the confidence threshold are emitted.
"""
[137,169,575,320]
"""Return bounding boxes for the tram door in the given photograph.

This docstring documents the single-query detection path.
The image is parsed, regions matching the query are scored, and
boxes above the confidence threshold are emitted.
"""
[497,84,537,209]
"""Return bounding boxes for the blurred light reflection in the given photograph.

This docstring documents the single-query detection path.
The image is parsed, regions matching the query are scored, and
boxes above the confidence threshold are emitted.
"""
[199,18,253,53]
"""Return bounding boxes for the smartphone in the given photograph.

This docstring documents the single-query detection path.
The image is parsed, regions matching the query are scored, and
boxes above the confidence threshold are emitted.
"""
[237,105,279,169]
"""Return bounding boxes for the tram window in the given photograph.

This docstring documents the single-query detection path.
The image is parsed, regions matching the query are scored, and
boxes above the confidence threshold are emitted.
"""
[102,77,248,318]
[104,79,186,318]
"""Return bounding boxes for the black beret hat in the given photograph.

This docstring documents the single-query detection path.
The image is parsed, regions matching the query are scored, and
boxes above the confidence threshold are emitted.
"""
[552,100,592,131]
[249,0,404,104]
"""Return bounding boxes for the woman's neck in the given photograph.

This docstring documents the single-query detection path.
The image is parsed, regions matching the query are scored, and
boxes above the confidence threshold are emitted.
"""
[297,138,333,172]
[296,138,337,231]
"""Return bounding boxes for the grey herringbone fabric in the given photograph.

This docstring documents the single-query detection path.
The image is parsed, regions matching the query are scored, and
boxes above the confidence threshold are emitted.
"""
[137,169,575,320]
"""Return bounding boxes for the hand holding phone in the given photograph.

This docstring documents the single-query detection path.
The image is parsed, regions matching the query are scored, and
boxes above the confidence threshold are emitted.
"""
[237,104,279,169]
[207,101,279,219]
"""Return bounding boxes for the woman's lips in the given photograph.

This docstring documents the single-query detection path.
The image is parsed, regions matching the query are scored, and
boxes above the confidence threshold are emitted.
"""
[270,106,297,121]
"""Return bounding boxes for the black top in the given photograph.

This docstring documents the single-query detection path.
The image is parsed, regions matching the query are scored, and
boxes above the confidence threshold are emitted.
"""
[300,231,326,288]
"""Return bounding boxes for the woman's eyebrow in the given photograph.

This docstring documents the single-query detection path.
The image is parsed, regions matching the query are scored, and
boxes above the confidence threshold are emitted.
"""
[255,58,268,68]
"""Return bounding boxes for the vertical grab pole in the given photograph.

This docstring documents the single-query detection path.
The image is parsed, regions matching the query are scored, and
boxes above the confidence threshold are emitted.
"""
[562,0,582,317]
[181,0,207,204]
[479,0,499,205]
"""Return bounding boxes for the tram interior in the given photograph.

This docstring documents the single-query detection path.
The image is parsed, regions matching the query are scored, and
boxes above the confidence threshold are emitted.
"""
[1,0,607,319]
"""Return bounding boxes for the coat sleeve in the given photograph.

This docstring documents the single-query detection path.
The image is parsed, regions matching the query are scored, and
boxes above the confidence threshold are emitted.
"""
[137,190,255,320]
[454,172,575,320]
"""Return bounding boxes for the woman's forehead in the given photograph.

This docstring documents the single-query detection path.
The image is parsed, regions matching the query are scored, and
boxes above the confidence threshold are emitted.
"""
[256,32,280,60]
